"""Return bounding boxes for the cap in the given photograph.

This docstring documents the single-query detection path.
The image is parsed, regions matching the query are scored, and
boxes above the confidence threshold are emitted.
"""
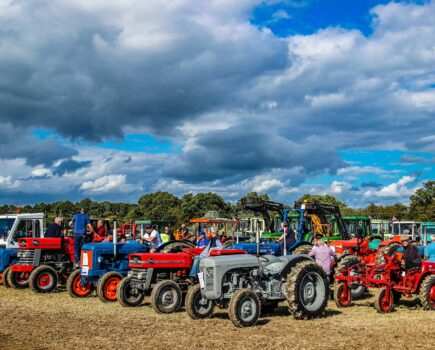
[145,224,152,229]
[400,235,410,242]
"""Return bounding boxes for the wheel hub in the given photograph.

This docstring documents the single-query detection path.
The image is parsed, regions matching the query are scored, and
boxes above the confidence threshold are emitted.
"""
[161,290,176,307]
[241,299,254,320]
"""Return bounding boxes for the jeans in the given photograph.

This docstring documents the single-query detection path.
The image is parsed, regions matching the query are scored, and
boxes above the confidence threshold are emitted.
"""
[74,234,86,265]
[190,256,202,277]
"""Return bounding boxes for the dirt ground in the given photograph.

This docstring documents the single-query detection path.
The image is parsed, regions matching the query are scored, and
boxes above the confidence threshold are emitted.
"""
[0,287,433,350]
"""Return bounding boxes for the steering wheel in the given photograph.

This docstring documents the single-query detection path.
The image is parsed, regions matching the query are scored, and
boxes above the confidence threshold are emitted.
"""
[259,255,270,263]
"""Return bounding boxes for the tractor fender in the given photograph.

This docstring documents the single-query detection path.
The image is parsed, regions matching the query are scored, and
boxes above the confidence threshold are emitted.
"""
[0,249,18,272]
[279,254,313,278]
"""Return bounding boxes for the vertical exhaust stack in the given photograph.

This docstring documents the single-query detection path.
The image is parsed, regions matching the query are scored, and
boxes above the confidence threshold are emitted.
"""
[113,221,117,258]
[256,219,260,257]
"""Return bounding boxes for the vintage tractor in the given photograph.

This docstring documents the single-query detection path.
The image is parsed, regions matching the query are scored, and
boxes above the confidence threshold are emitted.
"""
[67,240,149,302]
[117,248,245,314]
[0,213,44,288]
[10,236,89,293]
[185,253,329,327]
[334,250,435,313]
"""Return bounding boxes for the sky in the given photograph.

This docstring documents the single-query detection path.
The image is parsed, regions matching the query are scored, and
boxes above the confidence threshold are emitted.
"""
[0,0,434,207]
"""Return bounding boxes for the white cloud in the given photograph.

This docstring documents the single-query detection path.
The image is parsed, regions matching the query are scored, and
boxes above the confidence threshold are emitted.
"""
[80,175,132,193]
[364,176,417,199]
[253,179,284,193]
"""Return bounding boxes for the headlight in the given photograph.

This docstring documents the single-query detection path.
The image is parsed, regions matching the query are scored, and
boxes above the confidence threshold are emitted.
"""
[97,256,103,264]
[32,240,39,246]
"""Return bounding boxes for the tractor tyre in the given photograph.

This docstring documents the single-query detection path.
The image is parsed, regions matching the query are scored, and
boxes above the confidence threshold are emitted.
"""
[374,287,394,313]
[185,284,214,319]
[161,241,195,253]
[66,269,93,298]
[29,265,58,293]
[97,271,123,303]
[335,255,367,300]
[2,266,12,288]
[285,261,328,320]
[7,270,30,289]
[419,275,435,310]
[292,243,313,255]
[228,289,260,328]
[116,277,145,307]
[151,280,183,314]
[223,239,235,248]
[376,243,400,265]
[333,283,352,308]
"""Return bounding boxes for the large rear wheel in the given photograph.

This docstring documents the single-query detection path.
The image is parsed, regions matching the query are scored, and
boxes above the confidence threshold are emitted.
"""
[161,241,195,253]
[66,269,93,298]
[185,284,214,319]
[376,243,400,265]
[151,280,183,314]
[117,277,145,307]
[29,266,58,293]
[292,244,313,255]
[228,289,260,328]
[335,256,366,300]
[419,275,435,310]
[97,271,123,303]
[285,261,328,320]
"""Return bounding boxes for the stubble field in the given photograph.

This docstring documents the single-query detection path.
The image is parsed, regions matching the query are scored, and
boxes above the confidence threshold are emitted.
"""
[0,287,434,350]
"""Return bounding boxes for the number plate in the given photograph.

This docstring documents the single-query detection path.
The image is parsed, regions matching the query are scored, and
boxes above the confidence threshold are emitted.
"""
[197,272,205,289]
[130,281,142,289]
[81,266,89,276]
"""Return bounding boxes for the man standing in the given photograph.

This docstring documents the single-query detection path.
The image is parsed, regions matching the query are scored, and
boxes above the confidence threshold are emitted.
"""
[164,226,174,241]
[190,226,222,278]
[44,217,63,238]
[180,224,189,238]
[142,224,162,253]
[400,235,422,269]
[70,208,92,267]
[279,222,296,254]
[309,236,336,278]
[425,234,435,262]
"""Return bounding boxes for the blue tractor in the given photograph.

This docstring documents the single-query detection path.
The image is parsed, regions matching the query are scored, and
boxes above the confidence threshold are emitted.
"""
[66,232,195,302]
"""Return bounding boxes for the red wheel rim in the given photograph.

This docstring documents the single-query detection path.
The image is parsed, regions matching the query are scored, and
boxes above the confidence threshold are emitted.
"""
[0,273,3,285]
[17,272,29,284]
[104,277,120,301]
[38,273,52,288]
[430,284,435,307]
[380,290,393,312]
[73,274,92,296]
[339,284,351,306]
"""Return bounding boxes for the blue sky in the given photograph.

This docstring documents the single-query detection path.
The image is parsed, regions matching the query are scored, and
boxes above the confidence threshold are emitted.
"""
[0,0,434,207]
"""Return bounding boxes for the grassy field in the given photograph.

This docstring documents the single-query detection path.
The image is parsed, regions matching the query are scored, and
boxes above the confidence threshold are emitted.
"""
[0,287,434,350]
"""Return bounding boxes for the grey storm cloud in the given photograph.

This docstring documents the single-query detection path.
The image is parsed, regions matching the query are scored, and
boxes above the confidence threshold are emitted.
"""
[52,159,92,176]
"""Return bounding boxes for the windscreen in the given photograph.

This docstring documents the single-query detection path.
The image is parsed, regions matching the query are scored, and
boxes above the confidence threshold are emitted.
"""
[0,218,16,241]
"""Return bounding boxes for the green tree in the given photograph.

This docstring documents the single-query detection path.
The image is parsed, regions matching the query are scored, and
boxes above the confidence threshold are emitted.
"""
[297,194,348,212]
[410,181,435,221]
[180,192,231,221]
[138,191,181,223]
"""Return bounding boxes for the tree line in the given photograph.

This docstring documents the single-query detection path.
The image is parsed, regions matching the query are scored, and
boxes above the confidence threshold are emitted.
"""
[0,181,433,226]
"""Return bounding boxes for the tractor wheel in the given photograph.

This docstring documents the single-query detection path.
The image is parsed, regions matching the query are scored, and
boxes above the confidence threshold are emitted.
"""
[66,269,93,298]
[376,243,400,265]
[285,261,328,320]
[335,256,367,300]
[223,239,235,248]
[151,280,183,314]
[292,244,313,255]
[228,289,260,328]
[2,266,12,288]
[116,277,145,307]
[97,271,123,303]
[374,287,394,313]
[161,241,195,253]
[7,270,30,289]
[185,284,214,320]
[29,265,58,293]
[333,283,352,308]
[419,275,435,310]
[261,301,279,315]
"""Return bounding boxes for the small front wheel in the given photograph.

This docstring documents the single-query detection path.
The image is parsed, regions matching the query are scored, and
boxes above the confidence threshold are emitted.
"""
[29,266,58,293]
[228,289,260,328]
[97,271,123,303]
[333,283,352,308]
[151,280,183,314]
[185,284,214,319]
[7,270,30,289]
[117,277,145,307]
[66,269,93,298]
[374,287,394,313]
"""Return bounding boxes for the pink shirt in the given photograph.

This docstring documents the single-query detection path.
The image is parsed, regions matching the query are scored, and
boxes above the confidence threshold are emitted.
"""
[309,245,335,275]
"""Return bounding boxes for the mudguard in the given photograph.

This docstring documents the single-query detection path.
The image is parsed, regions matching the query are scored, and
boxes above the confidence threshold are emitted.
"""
[0,248,18,272]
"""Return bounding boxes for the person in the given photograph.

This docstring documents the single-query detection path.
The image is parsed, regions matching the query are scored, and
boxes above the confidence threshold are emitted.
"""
[309,236,336,279]
[70,208,92,267]
[180,224,189,238]
[196,231,209,248]
[425,234,435,262]
[141,224,162,253]
[279,222,296,253]
[164,226,174,241]
[400,235,422,270]
[44,217,63,238]
[93,220,109,242]
[190,226,222,278]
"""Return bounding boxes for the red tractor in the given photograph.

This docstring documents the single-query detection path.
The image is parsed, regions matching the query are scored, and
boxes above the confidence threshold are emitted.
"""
[10,237,92,294]
[334,250,435,313]
[117,247,245,313]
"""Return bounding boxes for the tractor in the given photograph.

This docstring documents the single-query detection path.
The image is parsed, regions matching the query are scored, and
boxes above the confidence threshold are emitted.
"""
[334,249,435,313]
[10,236,87,293]
[0,213,44,288]
[185,253,329,327]
[117,248,245,313]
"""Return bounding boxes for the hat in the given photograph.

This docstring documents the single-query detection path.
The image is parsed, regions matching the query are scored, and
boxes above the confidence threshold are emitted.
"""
[199,231,206,236]
[145,224,152,229]
[400,235,410,242]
